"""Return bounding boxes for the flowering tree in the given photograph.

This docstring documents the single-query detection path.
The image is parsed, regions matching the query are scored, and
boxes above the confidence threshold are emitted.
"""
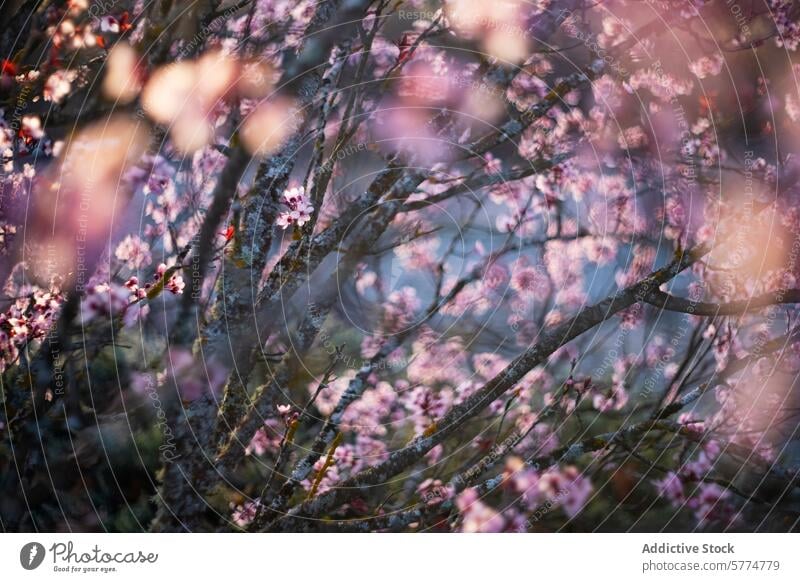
[2,0,800,533]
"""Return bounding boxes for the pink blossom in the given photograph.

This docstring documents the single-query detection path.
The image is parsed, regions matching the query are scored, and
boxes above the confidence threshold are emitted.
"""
[510,265,550,299]
[417,478,454,506]
[44,70,78,103]
[592,383,629,412]
[276,186,314,229]
[80,283,130,323]
[115,235,152,270]
[618,126,649,150]
[655,471,686,506]
[689,55,724,79]
[246,420,282,456]
[690,483,735,525]
[231,500,261,527]
[456,488,506,533]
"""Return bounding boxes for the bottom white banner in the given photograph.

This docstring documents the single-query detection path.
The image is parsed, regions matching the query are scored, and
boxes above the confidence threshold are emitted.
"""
[0,533,797,581]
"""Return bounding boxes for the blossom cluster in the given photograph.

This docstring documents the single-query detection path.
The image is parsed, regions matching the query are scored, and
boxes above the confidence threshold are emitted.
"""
[276,186,315,229]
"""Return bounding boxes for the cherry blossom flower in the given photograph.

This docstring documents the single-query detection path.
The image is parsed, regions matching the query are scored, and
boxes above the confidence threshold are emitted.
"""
[155,263,185,295]
[231,500,262,527]
[276,186,314,229]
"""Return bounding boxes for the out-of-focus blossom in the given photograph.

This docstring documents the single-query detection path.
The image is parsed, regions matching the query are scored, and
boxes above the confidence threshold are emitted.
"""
[142,51,276,153]
[592,384,629,412]
[771,0,800,51]
[689,483,736,526]
[403,384,453,434]
[103,43,143,103]
[44,70,78,103]
[241,97,299,156]
[30,117,147,286]
[456,488,506,532]
[114,235,152,270]
[510,264,551,299]
[246,419,283,456]
[618,126,649,150]
[446,0,530,63]
[534,465,593,518]
[689,54,724,79]
[165,347,227,402]
[417,478,454,506]
[786,93,800,122]
[80,282,129,323]
[655,472,686,506]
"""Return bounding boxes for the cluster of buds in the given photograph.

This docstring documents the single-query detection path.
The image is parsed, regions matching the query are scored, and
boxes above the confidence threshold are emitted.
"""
[564,374,593,394]
[124,263,185,299]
